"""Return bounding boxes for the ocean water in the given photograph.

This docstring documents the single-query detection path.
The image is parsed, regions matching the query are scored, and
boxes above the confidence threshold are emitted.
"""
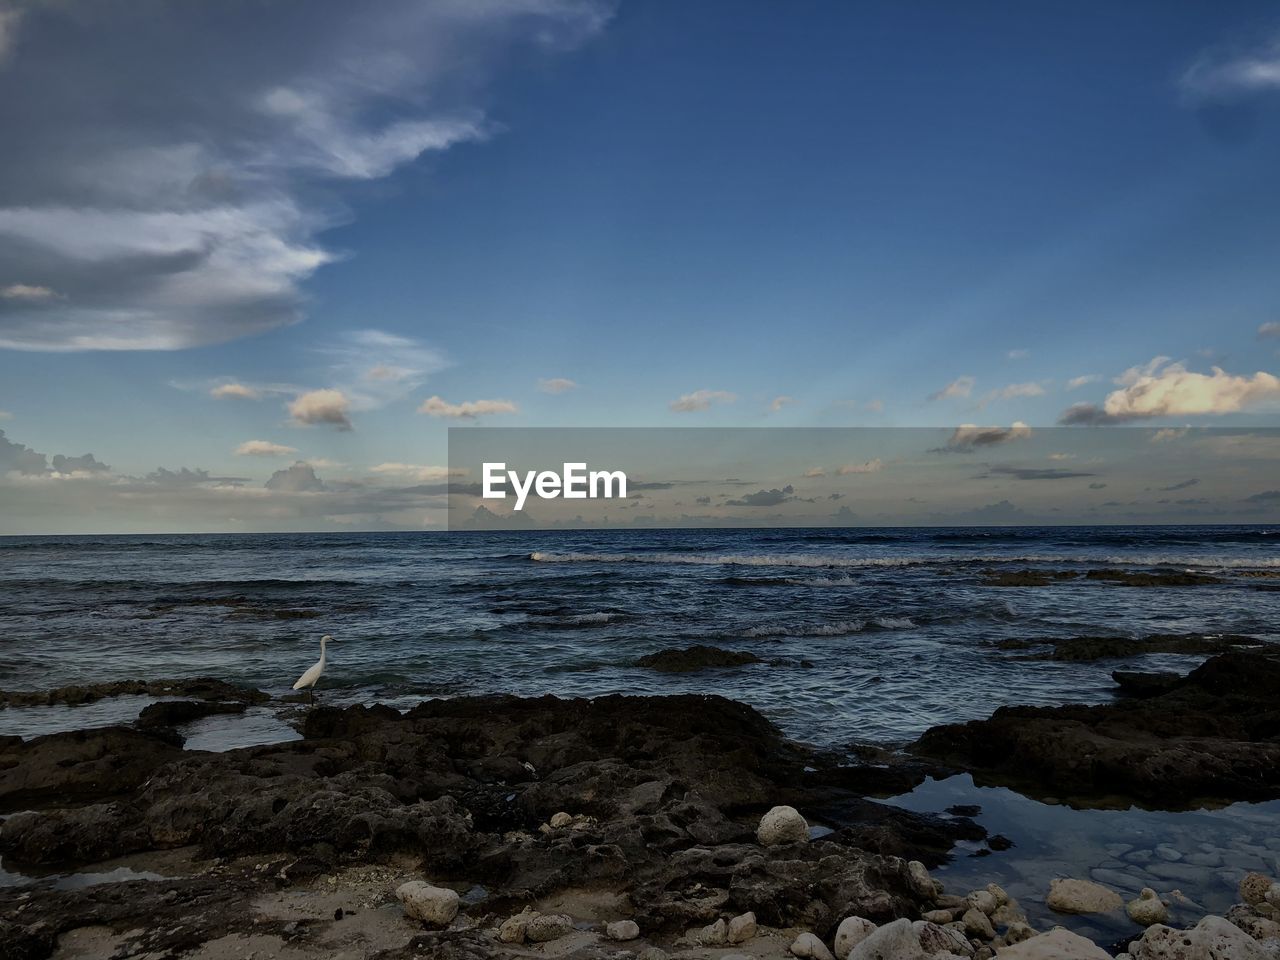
[2,525,1277,745]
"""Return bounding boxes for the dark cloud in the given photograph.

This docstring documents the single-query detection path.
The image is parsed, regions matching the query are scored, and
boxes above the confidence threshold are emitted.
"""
[0,429,49,474]
[981,466,1096,481]
[1161,478,1200,492]
[1088,482,1107,490]
[934,423,1032,453]
[52,452,109,473]
[725,484,796,507]
[1246,490,1280,503]
[265,462,325,493]
[144,467,247,487]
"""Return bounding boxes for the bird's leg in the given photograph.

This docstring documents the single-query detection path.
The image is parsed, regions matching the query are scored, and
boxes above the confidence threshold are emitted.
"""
[308,687,314,707]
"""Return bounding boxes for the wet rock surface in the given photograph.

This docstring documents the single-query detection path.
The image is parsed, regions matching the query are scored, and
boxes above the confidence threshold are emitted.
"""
[0,692,974,958]
[911,648,1280,807]
[994,632,1260,662]
[0,677,269,708]
[634,645,765,672]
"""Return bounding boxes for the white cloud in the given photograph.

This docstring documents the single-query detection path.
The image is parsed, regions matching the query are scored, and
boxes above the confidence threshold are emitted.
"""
[1048,452,1076,461]
[1067,374,1101,390]
[837,458,883,475]
[1006,348,1029,360]
[0,2,612,351]
[1180,34,1280,102]
[1,283,58,301]
[928,376,975,401]
[289,388,353,430]
[803,467,826,478]
[370,462,461,482]
[0,410,10,421]
[265,461,325,492]
[1150,428,1188,443]
[418,395,517,419]
[537,377,577,394]
[770,395,793,412]
[320,330,450,410]
[1260,322,1280,339]
[235,440,299,457]
[211,382,261,400]
[1060,358,1280,423]
[989,381,1046,401]
[669,389,736,413]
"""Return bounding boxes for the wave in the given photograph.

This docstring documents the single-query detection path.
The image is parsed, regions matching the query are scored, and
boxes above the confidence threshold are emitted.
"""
[742,616,915,638]
[530,550,1280,571]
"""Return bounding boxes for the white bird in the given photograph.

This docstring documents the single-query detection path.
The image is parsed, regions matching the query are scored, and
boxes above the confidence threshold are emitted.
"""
[293,635,331,705]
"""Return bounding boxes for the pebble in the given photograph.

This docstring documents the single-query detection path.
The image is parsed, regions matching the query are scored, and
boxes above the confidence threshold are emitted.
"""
[757,805,809,846]
[394,881,459,926]
[833,915,875,956]
[693,917,727,946]
[1126,888,1168,927]
[605,919,639,941]
[726,911,757,944]
[525,913,574,942]
[1046,877,1124,915]
[790,931,835,959]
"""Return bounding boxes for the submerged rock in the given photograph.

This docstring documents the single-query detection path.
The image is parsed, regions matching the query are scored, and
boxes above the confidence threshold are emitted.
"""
[1126,888,1168,926]
[0,677,269,708]
[634,645,763,672]
[1046,878,1124,915]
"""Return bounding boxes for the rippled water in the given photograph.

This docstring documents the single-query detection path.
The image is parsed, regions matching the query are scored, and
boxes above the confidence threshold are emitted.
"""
[1,525,1277,745]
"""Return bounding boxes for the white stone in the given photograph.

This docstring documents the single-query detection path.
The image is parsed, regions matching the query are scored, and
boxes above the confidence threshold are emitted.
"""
[834,915,876,956]
[394,881,459,926]
[1046,878,1124,914]
[1129,915,1271,959]
[848,918,923,960]
[497,909,535,943]
[907,860,935,898]
[605,919,640,941]
[727,911,757,944]
[997,928,1111,959]
[525,913,574,942]
[693,918,727,946]
[790,931,836,960]
[1126,888,1168,927]
[757,804,809,846]
[549,811,573,828]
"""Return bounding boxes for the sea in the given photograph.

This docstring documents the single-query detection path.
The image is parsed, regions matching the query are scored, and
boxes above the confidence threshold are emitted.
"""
[2,525,1278,936]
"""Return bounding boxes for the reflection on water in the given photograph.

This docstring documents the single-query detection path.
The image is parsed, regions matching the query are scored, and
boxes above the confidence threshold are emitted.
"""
[179,706,301,751]
[0,695,158,739]
[887,775,1280,945]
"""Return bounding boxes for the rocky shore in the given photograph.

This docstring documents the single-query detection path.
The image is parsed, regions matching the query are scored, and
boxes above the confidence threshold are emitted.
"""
[2,647,1279,958]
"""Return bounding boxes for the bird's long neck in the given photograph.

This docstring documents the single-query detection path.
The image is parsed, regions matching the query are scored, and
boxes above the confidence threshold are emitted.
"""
[319,638,327,662]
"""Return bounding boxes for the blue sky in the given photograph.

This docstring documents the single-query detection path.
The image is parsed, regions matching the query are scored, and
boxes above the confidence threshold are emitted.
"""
[1,1,1279,531]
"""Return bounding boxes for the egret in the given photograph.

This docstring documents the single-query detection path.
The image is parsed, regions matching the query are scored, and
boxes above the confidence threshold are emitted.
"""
[293,634,331,705]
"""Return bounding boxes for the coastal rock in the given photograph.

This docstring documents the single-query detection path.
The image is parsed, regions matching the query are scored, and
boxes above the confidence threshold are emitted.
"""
[914,919,971,956]
[912,649,1280,808]
[962,906,995,938]
[497,909,535,943]
[1127,888,1169,927]
[0,726,183,807]
[834,915,876,955]
[605,919,640,941]
[1004,920,1035,945]
[997,928,1111,959]
[692,918,727,945]
[907,859,935,899]
[549,811,573,828]
[847,918,921,959]
[1112,671,1184,698]
[967,889,997,915]
[0,677,269,708]
[395,881,459,926]
[634,645,763,672]
[923,909,954,924]
[757,804,809,846]
[525,913,574,942]
[135,699,246,729]
[727,911,757,943]
[1129,915,1271,959]
[1241,873,1273,906]
[1268,883,1280,908]
[1047,878,1124,915]
[790,931,835,959]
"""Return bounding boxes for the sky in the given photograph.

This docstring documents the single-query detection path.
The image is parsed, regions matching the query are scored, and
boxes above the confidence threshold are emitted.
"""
[1,1,1280,532]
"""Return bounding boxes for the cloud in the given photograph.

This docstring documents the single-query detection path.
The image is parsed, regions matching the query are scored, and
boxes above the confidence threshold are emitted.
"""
[143,466,246,487]
[803,467,826,478]
[1089,482,1107,490]
[1,429,112,477]
[537,377,577,394]
[1067,374,1102,390]
[992,381,1045,400]
[369,462,460,482]
[0,410,10,421]
[1006,348,1030,360]
[1,283,59,301]
[318,330,449,410]
[725,484,795,507]
[982,466,1096,481]
[1260,322,1280,339]
[770,395,793,412]
[235,439,299,457]
[938,422,1032,452]
[212,382,261,400]
[1246,490,1280,503]
[1151,428,1188,443]
[836,459,883,475]
[1161,478,1200,492]
[928,376,975,401]
[1058,358,1280,423]
[670,389,736,413]
[418,395,517,419]
[265,461,325,493]
[1180,34,1280,102]
[51,452,109,474]
[0,1,611,351]
[1048,452,1076,461]
[289,388,353,430]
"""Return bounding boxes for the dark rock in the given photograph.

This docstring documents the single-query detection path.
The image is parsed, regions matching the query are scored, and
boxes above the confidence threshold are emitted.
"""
[633,645,764,672]
[1083,568,1224,586]
[136,699,247,729]
[1112,670,1182,698]
[911,648,1280,808]
[1006,632,1259,662]
[983,569,1079,587]
[0,677,269,708]
[0,726,184,811]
